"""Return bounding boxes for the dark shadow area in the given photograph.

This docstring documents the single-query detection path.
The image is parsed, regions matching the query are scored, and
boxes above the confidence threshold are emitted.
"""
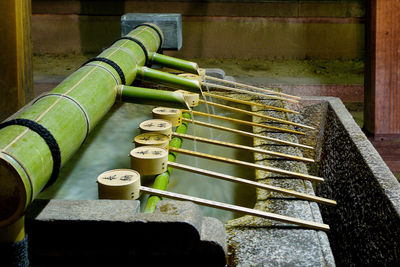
[79,0,124,54]
[317,103,400,266]
[25,199,226,267]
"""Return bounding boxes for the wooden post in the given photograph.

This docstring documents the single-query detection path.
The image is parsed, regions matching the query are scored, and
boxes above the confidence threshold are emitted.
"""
[365,0,400,140]
[365,0,400,171]
[0,0,33,122]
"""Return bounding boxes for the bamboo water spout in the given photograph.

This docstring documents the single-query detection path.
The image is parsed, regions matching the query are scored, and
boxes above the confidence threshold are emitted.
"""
[0,24,201,227]
[149,52,200,75]
[118,85,187,109]
[136,66,201,92]
[0,20,317,230]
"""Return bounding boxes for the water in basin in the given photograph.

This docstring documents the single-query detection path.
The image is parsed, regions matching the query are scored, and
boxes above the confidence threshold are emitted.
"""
[39,100,256,223]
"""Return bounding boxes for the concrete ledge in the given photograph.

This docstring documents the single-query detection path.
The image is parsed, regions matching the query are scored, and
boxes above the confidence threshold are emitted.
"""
[225,95,400,265]
[26,199,226,266]
[303,97,400,265]
[121,13,182,50]
[225,93,335,266]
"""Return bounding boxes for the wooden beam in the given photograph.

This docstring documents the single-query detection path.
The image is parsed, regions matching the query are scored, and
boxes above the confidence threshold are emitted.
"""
[365,0,400,139]
[0,0,33,122]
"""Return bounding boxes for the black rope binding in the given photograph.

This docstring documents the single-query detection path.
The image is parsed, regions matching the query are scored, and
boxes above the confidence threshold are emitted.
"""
[82,57,126,85]
[133,23,164,52]
[112,37,149,67]
[0,119,61,188]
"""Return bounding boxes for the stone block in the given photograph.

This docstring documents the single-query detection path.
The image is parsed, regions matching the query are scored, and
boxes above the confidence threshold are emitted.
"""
[309,97,400,266]
[226,228,334,267]
[226,94,335,266]
[205,68,226,79]
[26,199,226,266]
[121,13,182,50]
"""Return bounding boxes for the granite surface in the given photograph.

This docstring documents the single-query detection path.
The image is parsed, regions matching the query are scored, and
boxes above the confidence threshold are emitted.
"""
[121,13,182,50]
[21,90,400,266]
[225,92,335,267]
[0,235,29,267]
[310,96,400,266]
[26,199,226,266]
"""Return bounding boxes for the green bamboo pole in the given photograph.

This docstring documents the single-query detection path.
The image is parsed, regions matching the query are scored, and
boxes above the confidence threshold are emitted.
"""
[149,52,199,75]
[144,112,191,213]
[0,24,163,227]
[0,217,24,243]
[136,66,201,92]
[118,85,187,109]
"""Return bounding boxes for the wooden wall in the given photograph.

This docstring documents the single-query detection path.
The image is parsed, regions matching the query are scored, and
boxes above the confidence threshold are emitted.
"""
[31,0,365,59]
[365,0,400,138]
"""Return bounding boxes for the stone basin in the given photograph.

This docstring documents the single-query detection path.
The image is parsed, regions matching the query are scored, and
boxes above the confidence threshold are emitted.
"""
[23,95,400,266]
